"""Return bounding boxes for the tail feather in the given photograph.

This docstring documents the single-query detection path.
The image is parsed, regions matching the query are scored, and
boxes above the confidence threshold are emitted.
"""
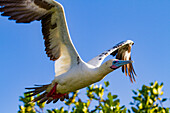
[39,96,48,103]
[25,84,50,100]
[53,98,59,103]
[25,83,69,104]
[33,92,48,102]
[25,88,48,97]
[46,97,53,104]
[25,84,49,90]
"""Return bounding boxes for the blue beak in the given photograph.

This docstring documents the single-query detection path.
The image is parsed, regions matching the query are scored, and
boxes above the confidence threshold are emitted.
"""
[116,60,133,67]
[111,60,133,69]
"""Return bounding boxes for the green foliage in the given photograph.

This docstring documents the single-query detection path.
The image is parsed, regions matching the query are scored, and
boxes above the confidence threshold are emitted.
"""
[18,94,36,113]
[130,81,169,113]
[18,81,169,113]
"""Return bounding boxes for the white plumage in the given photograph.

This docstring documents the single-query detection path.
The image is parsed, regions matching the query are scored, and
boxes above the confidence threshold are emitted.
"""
[0,0,136,104]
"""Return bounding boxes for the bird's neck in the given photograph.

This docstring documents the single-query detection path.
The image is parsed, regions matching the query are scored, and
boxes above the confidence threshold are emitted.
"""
[86,61,114,82]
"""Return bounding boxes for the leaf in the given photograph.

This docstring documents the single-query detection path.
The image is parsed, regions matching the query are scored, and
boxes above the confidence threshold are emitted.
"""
[120,105,125,109]
[150,82,154,86]
[139,103,143,109]
[132,96,141,101]
[162,98,167,102]
[107,92,113,102]
[86,100,91,107]
[128,109,131,113]
[152,88,158,95]
[160,91,164,95]
[132,90,137,95]
[113,95,118,99]
[52,109,59,113]
[113,99,120,105]
[47,110,52,113]
[131,107,138,112]
[104,81,110,87]
[165,108,169,113]
[130,102,134,105]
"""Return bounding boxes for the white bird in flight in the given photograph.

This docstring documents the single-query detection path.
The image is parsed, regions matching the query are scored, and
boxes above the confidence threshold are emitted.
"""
[0,0,136,104]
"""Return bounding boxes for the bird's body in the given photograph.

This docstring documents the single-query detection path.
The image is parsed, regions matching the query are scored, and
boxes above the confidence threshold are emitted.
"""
[54,63,102,93]
[53,60,112,94]
[0,0,137,104]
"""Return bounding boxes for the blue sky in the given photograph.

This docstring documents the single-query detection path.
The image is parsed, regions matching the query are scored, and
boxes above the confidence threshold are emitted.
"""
[0,0,170,112]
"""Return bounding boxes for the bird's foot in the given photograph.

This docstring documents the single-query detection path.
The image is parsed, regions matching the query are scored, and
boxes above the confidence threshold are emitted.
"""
[46,83,69,102]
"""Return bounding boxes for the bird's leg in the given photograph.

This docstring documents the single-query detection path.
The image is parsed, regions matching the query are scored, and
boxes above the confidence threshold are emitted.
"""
[47,83,58,97]
[46,83,67,101]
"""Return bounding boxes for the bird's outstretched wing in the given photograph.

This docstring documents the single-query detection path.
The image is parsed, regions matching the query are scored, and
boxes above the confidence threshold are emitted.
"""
[0,0,81,76]
[88,40,136,82]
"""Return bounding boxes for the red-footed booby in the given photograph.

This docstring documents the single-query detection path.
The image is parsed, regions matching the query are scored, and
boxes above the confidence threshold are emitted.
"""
[0,0,137,104]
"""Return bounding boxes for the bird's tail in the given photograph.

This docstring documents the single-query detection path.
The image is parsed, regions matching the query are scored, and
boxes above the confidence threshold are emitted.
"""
[25,84,50,103]
[25,83,69,104]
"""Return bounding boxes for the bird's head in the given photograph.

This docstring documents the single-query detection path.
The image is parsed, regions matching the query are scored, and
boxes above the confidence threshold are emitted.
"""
[110,59,133,70]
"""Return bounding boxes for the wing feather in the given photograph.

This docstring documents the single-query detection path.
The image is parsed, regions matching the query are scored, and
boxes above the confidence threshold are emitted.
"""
[0,0,81,76]
[88,40,136,82]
